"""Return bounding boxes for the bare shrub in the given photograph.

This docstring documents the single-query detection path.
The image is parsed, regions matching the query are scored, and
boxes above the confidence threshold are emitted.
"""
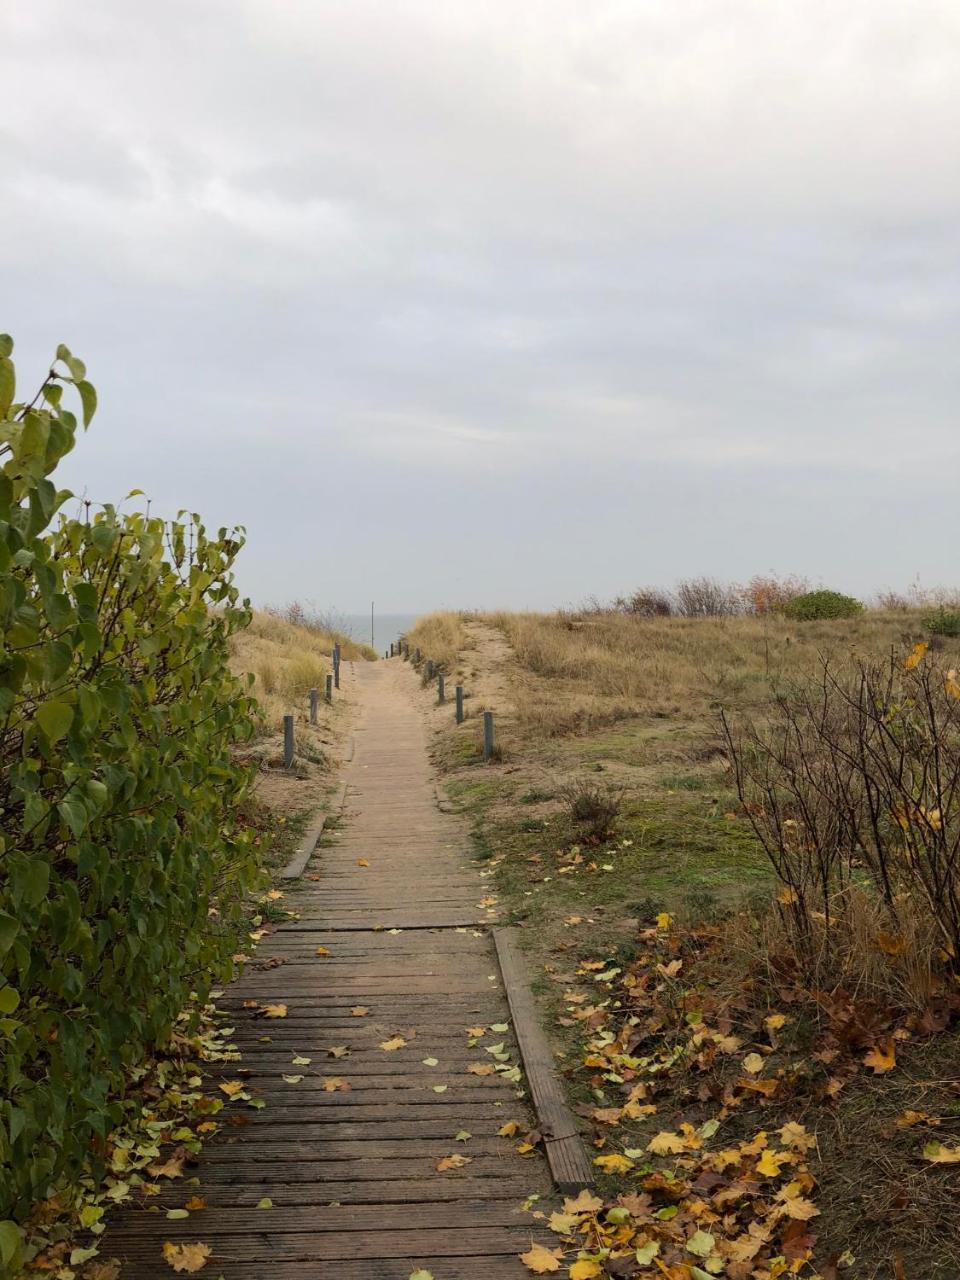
[675,576,743,617]
[559,778,625,840]
[722,649,960,973]
[740,574,810,616]
[615,587,675,617]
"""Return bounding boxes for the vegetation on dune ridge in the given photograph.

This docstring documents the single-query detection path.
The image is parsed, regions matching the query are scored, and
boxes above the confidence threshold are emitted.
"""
[408,607,960,1279]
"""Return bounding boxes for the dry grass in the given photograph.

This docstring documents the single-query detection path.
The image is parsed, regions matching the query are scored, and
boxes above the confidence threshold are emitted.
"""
[484,608,960,736]
[231,609,373,732]
[405,611,471,672]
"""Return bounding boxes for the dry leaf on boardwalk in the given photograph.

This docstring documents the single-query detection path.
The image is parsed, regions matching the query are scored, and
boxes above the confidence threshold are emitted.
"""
[436,1153,472,1172]
[379,1035,406,1051]
[161,1242,212,1273]
[519,1243,563,1273]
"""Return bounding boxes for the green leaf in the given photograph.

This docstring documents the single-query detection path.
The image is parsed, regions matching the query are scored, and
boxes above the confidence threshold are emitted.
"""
[76,379,97,426]
[0,914,19,957]
[0,334,12,358]
[0,986,21,1015]
[0,1221,22,1267]
[686,1230,715,1259]
[58,798,88,839]
[37,699,74,742]
[0,356,14,414]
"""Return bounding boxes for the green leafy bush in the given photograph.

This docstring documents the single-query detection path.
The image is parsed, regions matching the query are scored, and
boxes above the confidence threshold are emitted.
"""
[0,338,259,1247]
[782,589,864,621]
[923,607,960,638]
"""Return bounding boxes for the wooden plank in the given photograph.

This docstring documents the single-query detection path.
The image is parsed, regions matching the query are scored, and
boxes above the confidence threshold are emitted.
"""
[279,781,348,879]
[148,1176,534,1207]
[493,927,595,1194]
[106,1225,547,1263]
[99,1256,531,1280]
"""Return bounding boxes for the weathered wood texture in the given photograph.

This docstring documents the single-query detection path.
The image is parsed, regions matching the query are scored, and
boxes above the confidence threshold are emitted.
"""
[103,661,556,1276]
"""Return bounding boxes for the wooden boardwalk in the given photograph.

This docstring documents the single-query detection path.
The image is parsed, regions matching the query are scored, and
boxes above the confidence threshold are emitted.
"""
[105,659,556,1278]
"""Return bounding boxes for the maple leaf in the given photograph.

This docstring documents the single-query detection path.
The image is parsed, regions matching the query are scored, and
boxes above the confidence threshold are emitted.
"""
[350,1006,370,1016]
[741,1052,765,1074]
[436,1153,472,1172]
[593,1153,634,1174]
[896,1110,939,1129]
[863,1039,896,1074]
[466,1025,487,1037]
[547,1211,582,1234]
[184,1196,207,1211]
[357,858,370,867]
[260,1004,288,1019]
[756,1149,787,1177]
[519,1243,563,1273]
[467,1062,495,1076]
[218,1080,245,1097]
[569,1262,601,1279]
[322,1077,350,1092]
[315,946,331,956]
[498,1120,522,1137]
[563,1190,603,1214]
[380,1036,406,1051]
[647,1131,686,1156]
[327,1045,350,1059]
[161,1242,212,1273]
[148,1148,188,1179]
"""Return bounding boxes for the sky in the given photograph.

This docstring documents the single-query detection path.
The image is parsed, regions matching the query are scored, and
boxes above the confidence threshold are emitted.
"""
[2,1,959,612]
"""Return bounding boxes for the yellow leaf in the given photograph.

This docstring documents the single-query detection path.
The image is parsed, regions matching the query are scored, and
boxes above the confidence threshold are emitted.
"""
[466,1026,488,1037]
[777,887,800,905]
[923,1140,960,1163]
[161,1242,212,1273]
[218,1081,244,1097]
[562,1190,603,1214]
[520,1243,563,1274]
[741,1052,765,1074]
[756,1149,787,1177]
[646,1131,685,1156]
[904,641,928,670]
[379,1036,406,1051]
[315,947,331,956]
[260,1004,287,1019]
[945,669,960,700]
[655,912,673,929]
[467,1062,496,1076]
[350,1006,370,1016]
[593,1153,634,1174]
[357,858,370,867]
[436,1153,472,1172]
[764,1013,788,1033]
[498,1120,522,1137]
[569,1262,601,1280]
[548,1211,582,1234]
[895,1110,939,1129]
[184,1196,207,1211]
[863,1039,896,1074]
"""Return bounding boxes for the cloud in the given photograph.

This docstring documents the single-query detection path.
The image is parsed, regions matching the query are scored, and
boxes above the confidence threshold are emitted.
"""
[2,0,959,608]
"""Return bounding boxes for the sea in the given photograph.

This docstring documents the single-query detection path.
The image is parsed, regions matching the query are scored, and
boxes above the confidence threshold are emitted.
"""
[339,612,420,656]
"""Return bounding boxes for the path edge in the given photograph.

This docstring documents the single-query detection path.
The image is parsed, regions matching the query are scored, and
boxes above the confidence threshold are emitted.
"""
[493,926,596,1194]
[279,780,348,880]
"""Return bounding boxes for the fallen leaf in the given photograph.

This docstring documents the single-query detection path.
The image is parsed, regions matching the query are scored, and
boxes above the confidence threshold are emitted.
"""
[422,1057,439,1067]
[594,1153,634,1174]
[184,1197,206,1211]
[315,947,331,956]
[260,1004,288,1019]
[741,1052,765,1075]
[520,1243,563,1273]
[357,858,370,867]
[923,1140,960,1163]
[436,1154,473,1172]
[256,1197,273,1209]
[864,1039,896,1074]
[569,1262,601,1280]
[380,1036,406,1051]
[467,1062,495,1076]
[454,1130,472,1143]
[563,1190,603,1214]
[161,1242,212,1273]
[498,1120,522,1137]
[350,1006,370,1016]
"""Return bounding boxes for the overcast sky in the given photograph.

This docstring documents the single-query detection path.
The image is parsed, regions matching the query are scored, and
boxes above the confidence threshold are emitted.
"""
[3,2,958,612]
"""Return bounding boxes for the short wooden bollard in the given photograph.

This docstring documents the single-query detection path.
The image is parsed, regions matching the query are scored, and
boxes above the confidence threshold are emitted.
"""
[415,647,421,664]
[283,714,295,769]
[309,687,318,724]
[483,710,494,762]
[403,641,409,660]
[455,684,464,723]
[325,673,333,703]
[438,673,445,703]
[426,659,435,680]
[334,663,340,690]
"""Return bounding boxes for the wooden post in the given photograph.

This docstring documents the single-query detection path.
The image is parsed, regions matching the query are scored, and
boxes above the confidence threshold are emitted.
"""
[403,641,409,660]
[309,687,318,724]
[455,684,464,724]
[415,647,421,665]
[483,710,494,762]
[438,673,445,703]
[283,715,295,769]
[426,659,435,680]
[334,662,340,690]
[325,673,333,703]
